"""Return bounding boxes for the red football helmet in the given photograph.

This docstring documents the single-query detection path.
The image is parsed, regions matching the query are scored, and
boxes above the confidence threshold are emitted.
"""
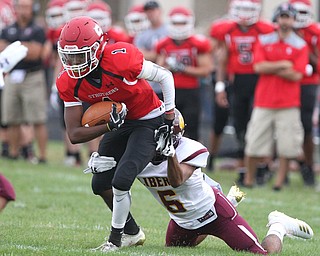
[168,7,194,40]
[0,0,15,32]
[45,0,66,29]
[58,16,108,79]
[86,1,112,33]
[124,5,150,36]
[64,0,88,22]
[290,0,312,28]
[229,0,262,26]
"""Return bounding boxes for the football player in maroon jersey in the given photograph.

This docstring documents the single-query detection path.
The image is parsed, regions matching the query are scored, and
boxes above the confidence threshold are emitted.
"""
[56,16,175,252]
[156,6,213,140]
[209,0,275,184]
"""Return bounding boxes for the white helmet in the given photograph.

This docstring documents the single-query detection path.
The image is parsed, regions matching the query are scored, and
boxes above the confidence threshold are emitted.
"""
[86,0,112,33]
[229,0,262,26]
[45,0,66,29]
[290,0,312,28]
[0,0,15,32]
[168,7,194,40]
[124,5,150,36]
[64,0,88,21]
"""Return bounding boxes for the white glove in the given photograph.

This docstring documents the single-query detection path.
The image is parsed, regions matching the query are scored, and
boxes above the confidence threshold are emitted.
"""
[165,56,185,73]
[0,41,28,73]
[83,152,117,174]
[50,84,60,111]
[226,185,246,207]
[154,123,175,157]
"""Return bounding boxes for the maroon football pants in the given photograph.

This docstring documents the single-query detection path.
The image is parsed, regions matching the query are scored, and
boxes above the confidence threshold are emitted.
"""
[165,187,267,254]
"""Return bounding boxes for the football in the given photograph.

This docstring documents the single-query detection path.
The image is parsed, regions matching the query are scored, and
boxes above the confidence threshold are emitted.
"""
[81,101,123,127]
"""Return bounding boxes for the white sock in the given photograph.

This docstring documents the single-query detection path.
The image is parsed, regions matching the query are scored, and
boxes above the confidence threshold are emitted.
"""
[266,223,286,242]
[112,187,131,229]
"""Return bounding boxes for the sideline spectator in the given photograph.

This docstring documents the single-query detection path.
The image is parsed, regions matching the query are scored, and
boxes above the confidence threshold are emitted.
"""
[134,0,168,98]
[0,0,48,163]
[290,0,320,186]
[0,41,30,213]
[156,6,213,140]
[124,5,150,44]
[244,2,308,190]
[209,0,275,181]
[0,0,15,158]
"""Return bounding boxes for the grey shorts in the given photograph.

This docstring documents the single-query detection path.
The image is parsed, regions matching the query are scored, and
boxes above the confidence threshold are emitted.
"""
[2,70,47,125]
[245,107,303,158]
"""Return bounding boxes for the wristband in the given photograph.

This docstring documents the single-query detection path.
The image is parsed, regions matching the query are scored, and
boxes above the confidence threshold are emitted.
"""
[215,81,225,93]
[165,110,175,115]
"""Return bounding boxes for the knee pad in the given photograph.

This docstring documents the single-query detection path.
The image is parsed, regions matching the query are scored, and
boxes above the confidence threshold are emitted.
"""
[91,173,113,195]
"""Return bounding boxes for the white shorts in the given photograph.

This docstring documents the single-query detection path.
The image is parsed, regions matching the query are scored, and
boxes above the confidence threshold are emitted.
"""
[245,107,303,158]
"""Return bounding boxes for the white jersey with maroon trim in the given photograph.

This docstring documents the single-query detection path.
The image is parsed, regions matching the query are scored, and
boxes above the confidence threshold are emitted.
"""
[137,137,217,229]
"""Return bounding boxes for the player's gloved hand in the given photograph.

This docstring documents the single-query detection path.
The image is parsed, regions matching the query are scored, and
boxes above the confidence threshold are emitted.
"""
[0,41,28,73]
[106,103,127,131]
[165,56,185,73]
[154,118,175,157]
[50,84,60,111]
[83,152,117,174]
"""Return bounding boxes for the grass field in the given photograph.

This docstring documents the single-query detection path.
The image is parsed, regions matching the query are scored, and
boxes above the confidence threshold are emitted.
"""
[0,141,319,256]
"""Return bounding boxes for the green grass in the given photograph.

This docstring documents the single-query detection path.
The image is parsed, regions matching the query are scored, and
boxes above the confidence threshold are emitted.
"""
[0,141,319,255]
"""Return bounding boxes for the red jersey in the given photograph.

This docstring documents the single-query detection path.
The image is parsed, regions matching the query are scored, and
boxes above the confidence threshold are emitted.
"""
[296,23,320,85]
[46,26,63,49]
[56,42,162,120]
[155,35,212,89]
[210,20,275,74]
[107,27,130,45]
[253,31,308,108]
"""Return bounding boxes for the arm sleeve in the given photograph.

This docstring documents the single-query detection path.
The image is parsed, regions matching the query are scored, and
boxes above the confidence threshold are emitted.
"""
[137,60,175,111]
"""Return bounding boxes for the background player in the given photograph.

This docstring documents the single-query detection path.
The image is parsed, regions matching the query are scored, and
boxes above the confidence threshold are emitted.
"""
[209,0,275,184]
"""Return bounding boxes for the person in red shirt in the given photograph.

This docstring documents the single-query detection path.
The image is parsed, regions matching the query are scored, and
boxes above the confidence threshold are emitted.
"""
[290,0,319,186]
[244,2,308,190]
[155,6,213,140]
[209,0,275,181]
[56,16,175,252]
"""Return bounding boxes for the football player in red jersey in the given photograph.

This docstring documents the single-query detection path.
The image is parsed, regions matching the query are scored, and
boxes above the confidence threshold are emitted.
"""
[290,0,320,186]
[209,0,275,184]
[155,6,213,140]
[0,0,15,33]
[64,0,88,21]
[86,0,130,44]
[124,5,150,44]
[56,16,175,252]
[45,0,86,166]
